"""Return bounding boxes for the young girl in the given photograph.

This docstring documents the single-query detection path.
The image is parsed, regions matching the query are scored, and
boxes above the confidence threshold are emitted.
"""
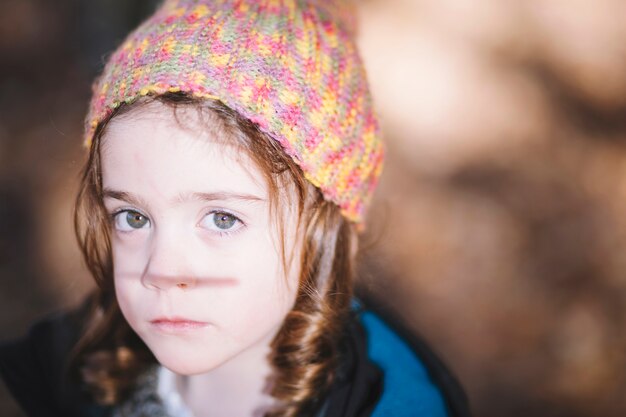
[0,1,469,416]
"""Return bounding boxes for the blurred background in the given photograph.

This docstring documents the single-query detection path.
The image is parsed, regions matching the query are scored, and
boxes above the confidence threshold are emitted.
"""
[0,0,625,416]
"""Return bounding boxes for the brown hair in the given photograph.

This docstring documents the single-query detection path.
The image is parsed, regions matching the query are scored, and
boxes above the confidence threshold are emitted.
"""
[71,92,358,417]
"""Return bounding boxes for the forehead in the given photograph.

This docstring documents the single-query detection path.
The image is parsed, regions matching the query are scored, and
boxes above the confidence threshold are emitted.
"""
[103,100,235,154]
[100,101,267,200]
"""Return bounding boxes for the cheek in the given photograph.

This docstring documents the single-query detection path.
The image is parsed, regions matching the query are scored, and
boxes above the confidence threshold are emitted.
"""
[111,233,149,269]
[111,234,150,288]
[223,235,300,332]
[114,273,142,327]
[111,240,148,328]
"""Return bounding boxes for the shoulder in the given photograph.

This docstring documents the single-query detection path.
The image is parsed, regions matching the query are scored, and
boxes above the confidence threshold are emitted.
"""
[353,298,471,417]
[0,297,110,417]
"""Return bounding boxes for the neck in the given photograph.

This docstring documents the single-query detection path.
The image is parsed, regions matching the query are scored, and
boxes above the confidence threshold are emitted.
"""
[176,341,279,417]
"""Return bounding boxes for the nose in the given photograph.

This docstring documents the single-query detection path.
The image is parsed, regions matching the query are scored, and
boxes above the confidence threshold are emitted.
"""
[142,228,196,291]
[143,273,196,291]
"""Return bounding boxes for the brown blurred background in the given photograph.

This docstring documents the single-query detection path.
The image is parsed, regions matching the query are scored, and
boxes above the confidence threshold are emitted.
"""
[1,0,625,416]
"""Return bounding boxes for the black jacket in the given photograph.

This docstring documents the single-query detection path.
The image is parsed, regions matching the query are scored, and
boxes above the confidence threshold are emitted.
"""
[0,298,470,417]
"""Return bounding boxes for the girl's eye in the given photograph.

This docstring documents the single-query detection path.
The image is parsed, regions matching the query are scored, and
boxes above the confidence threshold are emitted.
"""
[201,211,242,234]
[113,210,150,231]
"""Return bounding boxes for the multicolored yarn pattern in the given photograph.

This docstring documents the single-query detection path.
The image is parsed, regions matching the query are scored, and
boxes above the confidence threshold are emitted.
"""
[84,0,384,223]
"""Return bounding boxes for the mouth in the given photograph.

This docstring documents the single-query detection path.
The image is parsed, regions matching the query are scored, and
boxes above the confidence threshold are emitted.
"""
[150,317,210,333]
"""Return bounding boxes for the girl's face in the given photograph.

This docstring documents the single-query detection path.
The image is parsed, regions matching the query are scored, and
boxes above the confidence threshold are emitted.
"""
[100,102,301,375]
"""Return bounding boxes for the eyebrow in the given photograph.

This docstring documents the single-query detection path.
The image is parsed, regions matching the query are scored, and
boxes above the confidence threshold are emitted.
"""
[102,189,266,207]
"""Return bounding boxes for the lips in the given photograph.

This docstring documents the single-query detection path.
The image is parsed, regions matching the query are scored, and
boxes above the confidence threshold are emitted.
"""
[150,317,209,333]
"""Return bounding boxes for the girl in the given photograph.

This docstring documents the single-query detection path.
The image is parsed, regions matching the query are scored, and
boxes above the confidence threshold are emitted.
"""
[0,1,469,416]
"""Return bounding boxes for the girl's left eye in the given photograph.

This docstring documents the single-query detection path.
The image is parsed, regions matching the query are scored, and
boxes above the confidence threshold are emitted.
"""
[200,211,243,234]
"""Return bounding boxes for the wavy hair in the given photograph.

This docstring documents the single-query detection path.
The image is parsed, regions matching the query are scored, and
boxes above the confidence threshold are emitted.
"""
[70,92,357,417]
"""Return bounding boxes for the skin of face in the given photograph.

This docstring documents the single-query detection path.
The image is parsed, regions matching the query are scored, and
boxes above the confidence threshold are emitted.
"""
[100,101,302,377]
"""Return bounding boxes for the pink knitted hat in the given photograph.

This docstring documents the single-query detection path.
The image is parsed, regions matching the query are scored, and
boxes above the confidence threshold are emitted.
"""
[84,0,384,223]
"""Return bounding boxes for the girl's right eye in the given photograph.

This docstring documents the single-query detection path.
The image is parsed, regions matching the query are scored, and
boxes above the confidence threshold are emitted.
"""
[112,210,150,231]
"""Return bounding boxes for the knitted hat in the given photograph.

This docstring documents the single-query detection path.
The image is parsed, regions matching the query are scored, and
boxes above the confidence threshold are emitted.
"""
[84,0,384,223]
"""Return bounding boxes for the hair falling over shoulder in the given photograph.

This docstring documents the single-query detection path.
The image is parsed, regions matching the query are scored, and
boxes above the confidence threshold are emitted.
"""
[70,93,358,417]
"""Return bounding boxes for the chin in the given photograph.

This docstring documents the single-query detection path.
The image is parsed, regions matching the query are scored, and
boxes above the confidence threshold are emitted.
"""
[154,350,218,375]
[141,339,217,375]
[163,363,208,376]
